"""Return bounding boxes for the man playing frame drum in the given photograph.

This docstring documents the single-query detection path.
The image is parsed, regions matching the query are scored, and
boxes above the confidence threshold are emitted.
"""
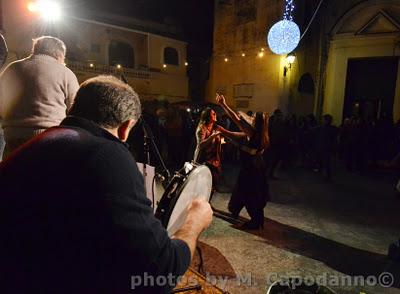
[0,75,213,294]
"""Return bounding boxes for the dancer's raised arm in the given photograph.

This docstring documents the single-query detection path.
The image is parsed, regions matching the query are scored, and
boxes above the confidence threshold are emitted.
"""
[216,93,254,137]
[214,125,246,140]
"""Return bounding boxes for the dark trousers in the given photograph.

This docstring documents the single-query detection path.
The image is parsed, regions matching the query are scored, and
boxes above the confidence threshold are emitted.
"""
[228,161,269,225]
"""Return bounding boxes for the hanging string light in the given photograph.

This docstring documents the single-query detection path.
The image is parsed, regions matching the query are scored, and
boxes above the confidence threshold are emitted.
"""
[267,0,300,55]
[283,0,295,21]
[216,44,271,62]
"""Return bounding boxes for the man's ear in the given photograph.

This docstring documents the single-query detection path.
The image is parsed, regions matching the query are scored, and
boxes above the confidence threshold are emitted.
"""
[118,119,136,142]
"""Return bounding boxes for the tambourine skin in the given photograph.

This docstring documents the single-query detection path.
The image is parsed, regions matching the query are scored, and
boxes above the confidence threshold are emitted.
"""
[155,162,212,236]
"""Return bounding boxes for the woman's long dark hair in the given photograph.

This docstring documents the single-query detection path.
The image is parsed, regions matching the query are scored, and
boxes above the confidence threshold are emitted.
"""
[253,111,269,152]
[198,107,213,126]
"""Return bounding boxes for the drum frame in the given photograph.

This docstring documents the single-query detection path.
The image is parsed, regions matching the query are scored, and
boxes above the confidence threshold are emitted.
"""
[155,162,211,231]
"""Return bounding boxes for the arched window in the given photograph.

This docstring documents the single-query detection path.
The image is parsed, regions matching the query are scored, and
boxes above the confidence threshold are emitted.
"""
[298,73,315,94]
[109,40,135,68]
[164,47,179,66]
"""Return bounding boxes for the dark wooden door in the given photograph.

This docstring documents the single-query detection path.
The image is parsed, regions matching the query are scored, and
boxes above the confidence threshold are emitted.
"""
[343,57,398,121]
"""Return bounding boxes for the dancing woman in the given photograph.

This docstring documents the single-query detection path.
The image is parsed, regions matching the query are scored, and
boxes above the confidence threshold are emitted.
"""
[193,107,222,189]
[215,94,270,229]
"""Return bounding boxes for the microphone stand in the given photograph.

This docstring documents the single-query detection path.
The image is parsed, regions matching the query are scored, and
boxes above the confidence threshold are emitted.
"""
[140,117,171,205]
[120,74,171,206]
[141,119,150,197]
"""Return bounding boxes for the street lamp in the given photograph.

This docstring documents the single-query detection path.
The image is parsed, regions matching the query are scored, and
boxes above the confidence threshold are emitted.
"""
[286,52,296,65]
[27,1,62,21]
[283,52,296,77]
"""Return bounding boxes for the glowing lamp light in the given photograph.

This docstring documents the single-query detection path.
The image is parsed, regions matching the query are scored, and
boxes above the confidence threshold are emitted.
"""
[267,19,300,55]
[224,58,228,62]
[27,2,38,12]
[89,63,94,68]
[241,53,245,57]
[258,52,264,58]
[184,62,188,66]
[186,108,191,113]
[163,64,167,68]
[286,53,296,64]
[283,52,296,77]
[116,64,122,69]
[28,1,62,21]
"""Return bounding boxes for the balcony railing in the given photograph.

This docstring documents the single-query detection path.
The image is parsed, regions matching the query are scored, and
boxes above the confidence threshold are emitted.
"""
[67,62,150,80]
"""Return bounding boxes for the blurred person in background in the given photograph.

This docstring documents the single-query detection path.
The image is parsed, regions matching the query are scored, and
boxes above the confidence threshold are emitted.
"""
[0,36,79,158]
[193,107,222,191]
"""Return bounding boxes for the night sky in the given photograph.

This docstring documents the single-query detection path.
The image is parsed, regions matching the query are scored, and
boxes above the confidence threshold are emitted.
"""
[68,0,215,100]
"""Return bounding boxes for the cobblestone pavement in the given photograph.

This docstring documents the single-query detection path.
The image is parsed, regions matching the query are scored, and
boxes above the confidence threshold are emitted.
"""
[199,162,400,294]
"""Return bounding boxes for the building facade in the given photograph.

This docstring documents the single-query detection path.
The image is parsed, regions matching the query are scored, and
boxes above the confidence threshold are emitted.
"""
[208,0,400,124]
[1,0,189,102]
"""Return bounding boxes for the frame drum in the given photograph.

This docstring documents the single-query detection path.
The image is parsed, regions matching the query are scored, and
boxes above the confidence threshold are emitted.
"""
[155,162,212,236]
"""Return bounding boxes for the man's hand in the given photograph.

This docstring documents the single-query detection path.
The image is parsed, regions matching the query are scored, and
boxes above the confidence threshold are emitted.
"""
[186,199,213,233]
[173,199,213,259]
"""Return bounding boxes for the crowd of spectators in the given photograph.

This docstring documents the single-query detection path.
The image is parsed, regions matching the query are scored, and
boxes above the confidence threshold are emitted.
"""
[265,110,400,178]
[127,100,400,181]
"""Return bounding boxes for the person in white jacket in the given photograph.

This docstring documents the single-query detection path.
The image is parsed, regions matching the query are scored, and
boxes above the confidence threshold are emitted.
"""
[0,36,79,158]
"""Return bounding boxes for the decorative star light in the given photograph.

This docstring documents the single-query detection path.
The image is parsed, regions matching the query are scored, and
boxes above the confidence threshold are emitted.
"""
[267,0,300,55]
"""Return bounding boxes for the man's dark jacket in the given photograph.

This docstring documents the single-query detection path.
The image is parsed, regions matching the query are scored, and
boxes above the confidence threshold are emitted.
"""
[0,116,190,294]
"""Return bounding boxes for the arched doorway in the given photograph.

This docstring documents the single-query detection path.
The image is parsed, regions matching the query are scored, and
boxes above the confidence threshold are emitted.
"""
[324,1,400,124]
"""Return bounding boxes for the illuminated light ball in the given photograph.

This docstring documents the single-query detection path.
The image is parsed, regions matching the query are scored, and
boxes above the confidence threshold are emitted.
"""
[267,20,300,55]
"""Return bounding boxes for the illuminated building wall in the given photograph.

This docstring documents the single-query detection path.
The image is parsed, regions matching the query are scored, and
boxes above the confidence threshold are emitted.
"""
[1,0,189,102]
[209,0,400,123]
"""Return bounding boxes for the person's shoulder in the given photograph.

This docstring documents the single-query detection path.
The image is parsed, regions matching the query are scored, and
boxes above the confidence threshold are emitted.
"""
[91,139,141,181]
[94,138,135,165]
[57,126,128,158]
[196,123,206,133]
[2,57,29,71]
[64,65,77,77]
[63,66,79,85]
